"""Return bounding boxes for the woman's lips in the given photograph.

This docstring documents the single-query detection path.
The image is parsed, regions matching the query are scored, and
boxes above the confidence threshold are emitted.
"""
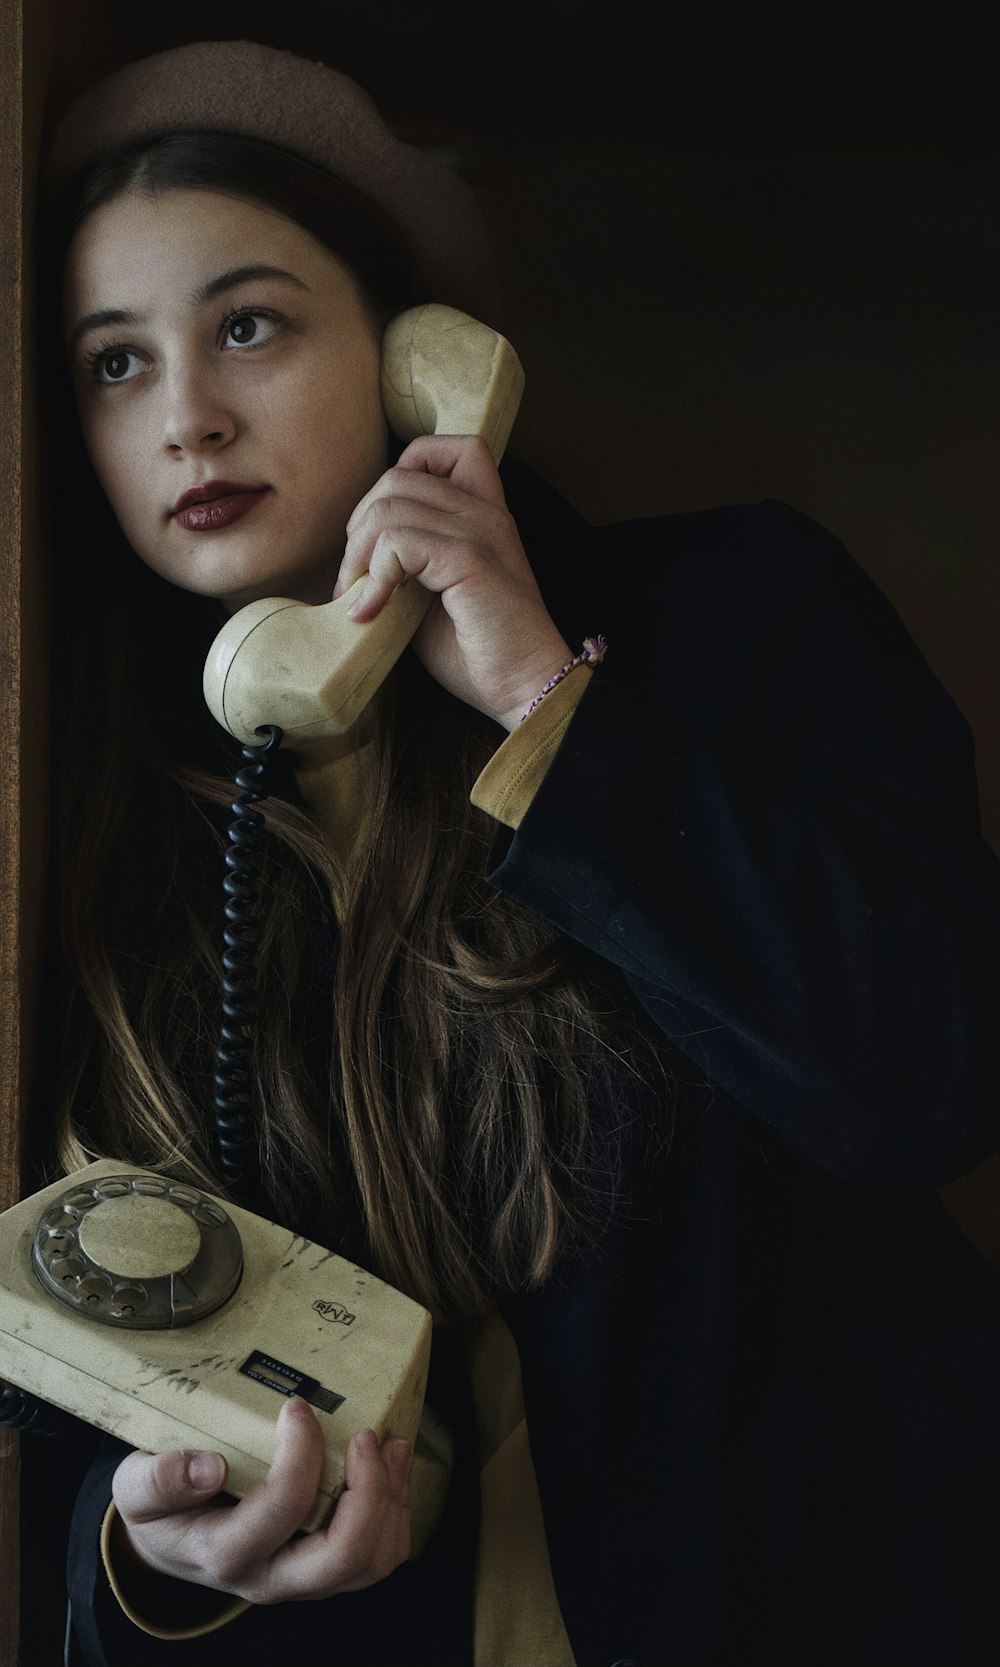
[174,488,271,532]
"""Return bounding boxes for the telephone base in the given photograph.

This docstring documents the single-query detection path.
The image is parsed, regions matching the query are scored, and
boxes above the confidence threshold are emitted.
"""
[0,1162,432,1533]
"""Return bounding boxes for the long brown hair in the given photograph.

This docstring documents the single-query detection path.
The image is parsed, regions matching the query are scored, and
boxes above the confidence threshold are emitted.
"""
[49,133,671,1322]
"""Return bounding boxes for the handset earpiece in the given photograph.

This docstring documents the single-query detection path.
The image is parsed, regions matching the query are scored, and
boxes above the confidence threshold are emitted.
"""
[380,302,525,466]
[202,304,524,750]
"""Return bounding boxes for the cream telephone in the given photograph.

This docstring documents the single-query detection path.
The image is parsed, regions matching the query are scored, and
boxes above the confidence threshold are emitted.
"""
[0,1162,432,1534]
[0,304,525,1534]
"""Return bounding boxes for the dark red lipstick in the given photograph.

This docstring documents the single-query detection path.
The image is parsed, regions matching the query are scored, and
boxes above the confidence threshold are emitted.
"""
[173,480,270,532]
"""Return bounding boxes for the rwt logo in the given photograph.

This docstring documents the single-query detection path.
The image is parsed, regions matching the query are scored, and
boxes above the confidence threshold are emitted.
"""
[313,1299,356,1326]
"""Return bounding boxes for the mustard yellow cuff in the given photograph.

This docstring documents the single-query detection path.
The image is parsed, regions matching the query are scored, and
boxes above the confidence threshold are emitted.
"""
[100,1500,251,1641]
[471,666,592,830]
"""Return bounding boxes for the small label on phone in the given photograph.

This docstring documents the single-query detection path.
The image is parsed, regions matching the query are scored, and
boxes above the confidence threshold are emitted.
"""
[239,1349,345,1415]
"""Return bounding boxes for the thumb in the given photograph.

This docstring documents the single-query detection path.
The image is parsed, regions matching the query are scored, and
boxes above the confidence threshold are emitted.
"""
[113,1447,229,1525]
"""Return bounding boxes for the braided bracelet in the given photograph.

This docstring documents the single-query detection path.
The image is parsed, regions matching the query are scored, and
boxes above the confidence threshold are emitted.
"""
[519,635,607,723]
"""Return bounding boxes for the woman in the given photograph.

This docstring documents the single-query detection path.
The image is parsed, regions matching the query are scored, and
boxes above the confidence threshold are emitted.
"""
[37,39,1000,1667]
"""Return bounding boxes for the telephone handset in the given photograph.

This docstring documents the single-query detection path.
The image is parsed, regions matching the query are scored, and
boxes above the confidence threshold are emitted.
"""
[203,303,525,750]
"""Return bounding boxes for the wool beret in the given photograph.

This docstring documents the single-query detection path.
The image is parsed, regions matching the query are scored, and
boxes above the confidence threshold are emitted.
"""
[46,38,499,319]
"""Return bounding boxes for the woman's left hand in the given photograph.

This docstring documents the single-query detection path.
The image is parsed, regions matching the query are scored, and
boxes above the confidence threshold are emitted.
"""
[333,435,573,731]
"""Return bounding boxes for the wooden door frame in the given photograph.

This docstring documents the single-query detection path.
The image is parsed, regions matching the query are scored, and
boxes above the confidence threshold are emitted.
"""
[2,0,53,1659]
[1,0,29,1650]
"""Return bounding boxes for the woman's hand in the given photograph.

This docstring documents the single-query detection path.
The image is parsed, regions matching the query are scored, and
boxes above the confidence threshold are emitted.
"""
[111,1398,414,1603]
[334,434,573,731]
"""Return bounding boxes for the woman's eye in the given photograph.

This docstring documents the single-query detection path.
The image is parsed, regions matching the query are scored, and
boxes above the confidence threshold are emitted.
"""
[93,348,142,384]
[222,311,279,349]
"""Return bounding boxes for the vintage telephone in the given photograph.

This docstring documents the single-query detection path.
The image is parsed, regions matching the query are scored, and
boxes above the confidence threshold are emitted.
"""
[0,1161,432,1534]
[0,304,525,1534]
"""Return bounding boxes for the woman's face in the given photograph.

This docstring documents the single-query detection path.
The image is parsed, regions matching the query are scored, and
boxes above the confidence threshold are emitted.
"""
[63,186,389,613]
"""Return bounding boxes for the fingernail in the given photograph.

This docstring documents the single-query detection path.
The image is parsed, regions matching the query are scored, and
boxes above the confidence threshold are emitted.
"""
[187,1452,225,1491]
[353,1427,379,1456]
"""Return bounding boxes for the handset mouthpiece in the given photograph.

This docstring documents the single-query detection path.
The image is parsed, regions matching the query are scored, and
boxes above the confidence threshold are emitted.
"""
[202,578,433,749]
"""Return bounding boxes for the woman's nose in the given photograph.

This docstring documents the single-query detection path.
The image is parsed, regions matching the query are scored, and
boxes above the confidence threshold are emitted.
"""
[161,364,237,454]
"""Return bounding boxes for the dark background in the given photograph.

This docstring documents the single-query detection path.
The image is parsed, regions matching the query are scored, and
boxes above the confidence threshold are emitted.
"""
[46,1,1000,147]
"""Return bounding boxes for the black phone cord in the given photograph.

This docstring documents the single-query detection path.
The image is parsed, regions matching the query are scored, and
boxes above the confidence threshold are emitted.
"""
[213,723,284,1203]
[0,1382,83,1436]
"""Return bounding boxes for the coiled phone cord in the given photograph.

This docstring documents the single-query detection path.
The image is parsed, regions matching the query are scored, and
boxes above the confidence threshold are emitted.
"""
[213,723,284,1202]
[0,1382,80,1437]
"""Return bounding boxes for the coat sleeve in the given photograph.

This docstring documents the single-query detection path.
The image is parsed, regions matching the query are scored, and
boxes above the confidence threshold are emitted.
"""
[484,498,1000,1186]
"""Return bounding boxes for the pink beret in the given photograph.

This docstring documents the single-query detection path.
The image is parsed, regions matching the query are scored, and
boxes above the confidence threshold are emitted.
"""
[46,38,499,319]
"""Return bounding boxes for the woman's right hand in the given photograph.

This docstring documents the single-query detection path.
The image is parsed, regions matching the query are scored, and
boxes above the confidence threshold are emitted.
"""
[110,1397,414,1603]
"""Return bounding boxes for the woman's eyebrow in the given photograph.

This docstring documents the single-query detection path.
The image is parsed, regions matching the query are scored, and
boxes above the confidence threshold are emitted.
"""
[192,263,311,306]
[68,265,311,353]
[69,306,139,351]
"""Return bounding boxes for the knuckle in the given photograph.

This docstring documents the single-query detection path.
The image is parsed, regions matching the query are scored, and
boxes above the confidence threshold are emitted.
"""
[373,530,404,564]
[371,492,401,523]
[153,1450,187,1498]
[209,1542,250,1588]
[482,503,515,544]
[113,1451,173,1518]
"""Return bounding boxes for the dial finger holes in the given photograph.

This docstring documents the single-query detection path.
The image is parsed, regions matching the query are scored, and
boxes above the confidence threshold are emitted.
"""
[168,1186,203,1206]
[31,1170,243,1328]
[50,1254,86,1283]
[41,1231,74,1257]
[94,1179,130,1200]
[63,1188,100,1211]
[42,1207,79,1233]
[77,1273,113,1304]
[110,1284,146,1317]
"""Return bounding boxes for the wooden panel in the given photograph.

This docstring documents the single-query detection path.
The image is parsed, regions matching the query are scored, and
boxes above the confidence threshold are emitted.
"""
[0,0,27,1653]
[1,0,53,1659]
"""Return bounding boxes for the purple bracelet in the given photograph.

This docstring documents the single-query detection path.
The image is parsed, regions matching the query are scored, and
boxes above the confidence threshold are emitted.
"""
[519,635,607,723]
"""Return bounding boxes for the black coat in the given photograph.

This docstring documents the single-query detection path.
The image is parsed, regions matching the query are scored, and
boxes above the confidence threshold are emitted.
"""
[67,461,1000,1667]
